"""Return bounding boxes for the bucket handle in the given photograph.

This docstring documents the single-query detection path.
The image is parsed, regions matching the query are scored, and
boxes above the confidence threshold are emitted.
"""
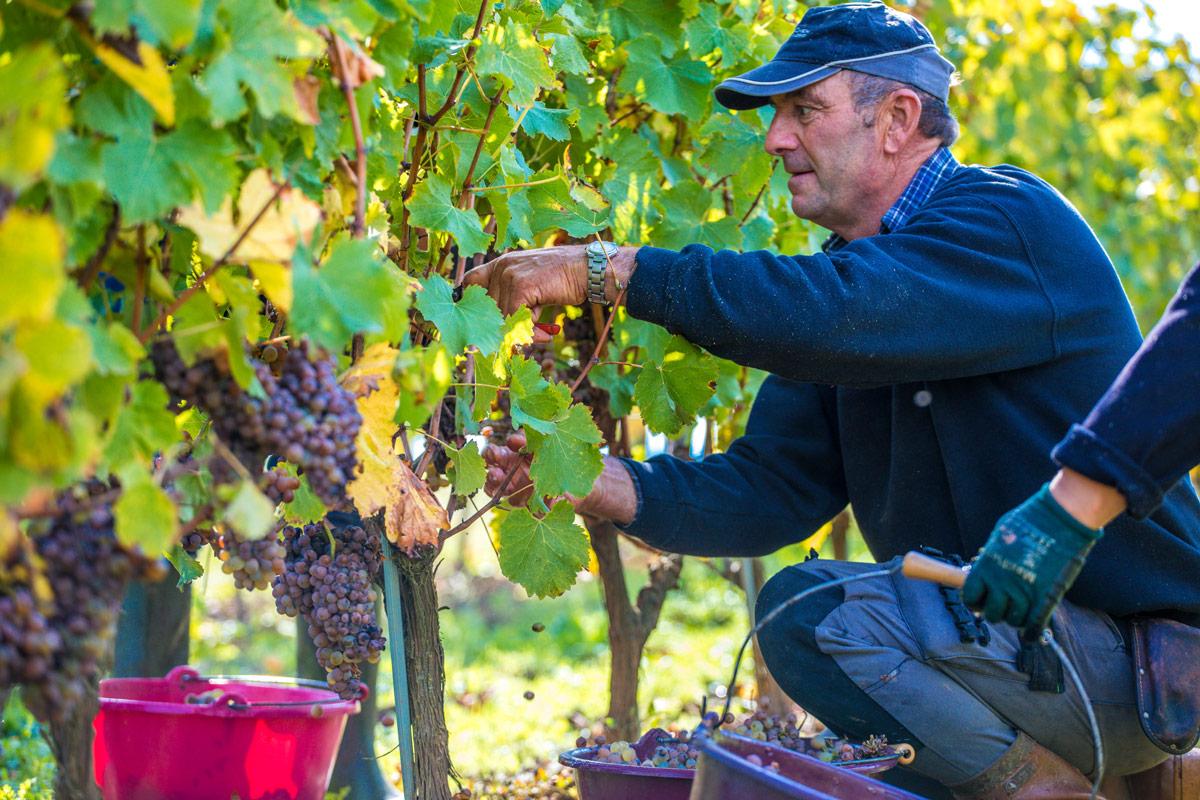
[174,668,367,709]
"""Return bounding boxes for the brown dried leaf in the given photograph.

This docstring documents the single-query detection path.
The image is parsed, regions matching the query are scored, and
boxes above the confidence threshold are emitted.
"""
[344,344,447,552]
[293,76,321,125]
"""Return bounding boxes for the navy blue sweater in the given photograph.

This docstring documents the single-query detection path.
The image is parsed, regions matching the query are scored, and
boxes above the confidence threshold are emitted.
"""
[618,163,1200,622]
[1053,262,1200,519]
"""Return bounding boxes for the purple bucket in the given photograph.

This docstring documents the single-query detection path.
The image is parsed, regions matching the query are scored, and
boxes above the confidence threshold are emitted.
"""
[690,731,925,800]
[559,727,914,800]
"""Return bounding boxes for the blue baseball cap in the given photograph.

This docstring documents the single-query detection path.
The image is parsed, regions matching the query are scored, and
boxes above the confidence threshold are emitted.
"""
[714,1,956,110]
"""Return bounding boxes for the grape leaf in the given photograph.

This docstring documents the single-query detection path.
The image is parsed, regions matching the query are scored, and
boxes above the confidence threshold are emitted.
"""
[496,502,589,598]
[633,334,718,436]
[510,102,577,141]
[0,211,64,328]
[179,169,321,263]
[406,173,492,257]
[618,35,711,118]
[393,344,454,429]
[281,472,328,525]
[224,479,275,540]
[199,0,322,122]
[507,356,568,434]
[548,33,589,75]
[114,478,178,554]
[92,0,201,49]
[651,182,744,251]
[103,380,178,470]
[291,235,411,352]
[88,322,145,376]
[0,45,69,192]
[166,544,205,588]
[446,444,486,497]
[14,319,94,405]
[476,21,558,107]
[525,403,604,498]
[85,35,175,126]
[415,276,505,356]
[527,176,611,237]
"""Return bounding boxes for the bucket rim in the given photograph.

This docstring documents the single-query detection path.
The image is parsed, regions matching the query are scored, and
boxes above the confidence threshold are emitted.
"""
[716,730,902,770]
[99,667,361,718]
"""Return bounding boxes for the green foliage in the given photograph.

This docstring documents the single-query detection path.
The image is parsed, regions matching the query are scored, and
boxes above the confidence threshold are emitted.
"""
[496,502,591,598]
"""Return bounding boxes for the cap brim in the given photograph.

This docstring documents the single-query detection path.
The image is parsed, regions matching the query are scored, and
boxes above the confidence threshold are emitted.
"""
[714,61,840,110]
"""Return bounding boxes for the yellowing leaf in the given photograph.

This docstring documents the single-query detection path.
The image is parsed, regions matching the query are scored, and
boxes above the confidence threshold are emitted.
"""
[345,346,448,552]
[87,36,176,126]
[0,211,64,329]
[178,169,321,264]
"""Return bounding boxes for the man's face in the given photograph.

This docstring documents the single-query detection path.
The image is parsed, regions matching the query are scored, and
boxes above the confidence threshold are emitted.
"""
[764,72,888,232]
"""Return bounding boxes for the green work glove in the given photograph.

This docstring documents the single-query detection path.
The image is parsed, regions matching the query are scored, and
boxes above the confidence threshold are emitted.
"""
[963,484,1103,632]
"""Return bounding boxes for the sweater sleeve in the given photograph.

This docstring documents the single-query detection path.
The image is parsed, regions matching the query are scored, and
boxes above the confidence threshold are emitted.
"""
[616,376,849,557]
[1052,262,1200,518]
[625,192,1063,387]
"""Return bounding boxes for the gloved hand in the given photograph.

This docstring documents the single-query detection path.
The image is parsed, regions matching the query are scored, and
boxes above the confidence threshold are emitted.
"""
[963,484,1103,632]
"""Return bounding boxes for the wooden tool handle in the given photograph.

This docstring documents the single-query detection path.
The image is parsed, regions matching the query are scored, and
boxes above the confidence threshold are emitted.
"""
[901,552,968,589]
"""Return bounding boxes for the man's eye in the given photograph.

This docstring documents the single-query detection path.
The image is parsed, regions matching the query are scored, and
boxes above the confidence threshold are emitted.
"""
[794,105,813,118]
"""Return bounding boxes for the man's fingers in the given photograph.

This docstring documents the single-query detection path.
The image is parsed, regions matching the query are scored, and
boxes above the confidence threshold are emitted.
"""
[1003,592,1032,629]
[461,261,493,289]
[981,587,1011,624]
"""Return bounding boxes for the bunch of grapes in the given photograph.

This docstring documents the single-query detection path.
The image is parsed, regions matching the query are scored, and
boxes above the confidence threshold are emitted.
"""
[260,465,302,505]
[0,482,165,722]
[151,339,360,507]
[272,519,384,698]
[212,528,286,591]
[180,527,215,556]
[578,731,700,769]
[0,535,58,690]
[727,710,893,763]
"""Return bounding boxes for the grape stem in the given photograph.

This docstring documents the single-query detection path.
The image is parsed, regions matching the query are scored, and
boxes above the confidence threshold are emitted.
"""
[440,462,520,542]
[137,181,288,343]
[328,33,367,238]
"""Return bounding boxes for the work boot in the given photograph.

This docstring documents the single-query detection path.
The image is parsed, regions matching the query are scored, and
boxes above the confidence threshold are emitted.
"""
[1117,749,1200,800]
[950,732,1096,799]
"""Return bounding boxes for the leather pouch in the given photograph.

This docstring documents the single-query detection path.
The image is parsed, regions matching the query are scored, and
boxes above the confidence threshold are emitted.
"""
[1132,618,1200,755]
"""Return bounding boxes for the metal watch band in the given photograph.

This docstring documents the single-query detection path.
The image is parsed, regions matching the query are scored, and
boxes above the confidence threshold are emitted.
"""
[586,241,618,305]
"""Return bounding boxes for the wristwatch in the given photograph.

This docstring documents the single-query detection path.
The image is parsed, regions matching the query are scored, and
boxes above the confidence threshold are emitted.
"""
[585,241,619,305]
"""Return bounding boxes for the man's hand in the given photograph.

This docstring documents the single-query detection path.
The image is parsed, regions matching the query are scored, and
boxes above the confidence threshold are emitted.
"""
[462,246,590,317]
[483,432,535,506]
[461,244,640,317]
[482,433,639,525]
[962,483,1103,633]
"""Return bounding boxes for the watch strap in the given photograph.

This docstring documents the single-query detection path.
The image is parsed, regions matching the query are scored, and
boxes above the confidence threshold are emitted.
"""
[586,242,617,305]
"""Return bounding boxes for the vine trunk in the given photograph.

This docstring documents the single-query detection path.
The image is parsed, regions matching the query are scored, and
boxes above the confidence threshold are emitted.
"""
[396,547,453,800]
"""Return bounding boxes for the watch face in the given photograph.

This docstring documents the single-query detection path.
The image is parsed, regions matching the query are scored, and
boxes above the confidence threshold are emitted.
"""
[587,241,615,256]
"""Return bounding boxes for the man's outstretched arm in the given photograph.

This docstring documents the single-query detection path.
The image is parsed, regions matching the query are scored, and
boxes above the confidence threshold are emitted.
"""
[484,378,850,557]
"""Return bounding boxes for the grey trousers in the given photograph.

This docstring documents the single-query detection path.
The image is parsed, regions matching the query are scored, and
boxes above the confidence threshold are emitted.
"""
[757,557,1166,788]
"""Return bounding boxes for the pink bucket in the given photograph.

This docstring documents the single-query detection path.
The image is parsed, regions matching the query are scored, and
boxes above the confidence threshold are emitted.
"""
[93,665,360,800]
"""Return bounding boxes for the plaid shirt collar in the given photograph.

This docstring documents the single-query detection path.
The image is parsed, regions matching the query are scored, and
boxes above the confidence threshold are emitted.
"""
[822,147,960,253]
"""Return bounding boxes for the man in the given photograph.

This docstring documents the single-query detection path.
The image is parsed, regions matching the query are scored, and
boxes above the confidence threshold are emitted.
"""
[464,3,1200,798]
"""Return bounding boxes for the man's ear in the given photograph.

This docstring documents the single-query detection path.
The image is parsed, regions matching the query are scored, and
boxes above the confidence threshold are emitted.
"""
[880,89,923,154]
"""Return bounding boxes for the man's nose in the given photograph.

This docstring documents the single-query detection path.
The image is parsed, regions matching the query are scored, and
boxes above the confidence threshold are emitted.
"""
[764,113,797,156]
